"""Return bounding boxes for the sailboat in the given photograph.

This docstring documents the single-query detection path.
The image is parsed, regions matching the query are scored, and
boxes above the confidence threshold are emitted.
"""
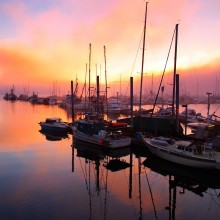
[140,24,220,170]
[141,134,220,169]
[72,45,131,149]
[117,3,183,137]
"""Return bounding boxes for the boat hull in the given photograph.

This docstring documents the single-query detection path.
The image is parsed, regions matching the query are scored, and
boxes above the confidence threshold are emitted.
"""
[143,138,220,169]
[40,123,70,133]
[72,129,131,149]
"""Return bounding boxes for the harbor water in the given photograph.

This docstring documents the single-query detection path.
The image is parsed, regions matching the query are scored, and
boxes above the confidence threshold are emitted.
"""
[0,98,220,220]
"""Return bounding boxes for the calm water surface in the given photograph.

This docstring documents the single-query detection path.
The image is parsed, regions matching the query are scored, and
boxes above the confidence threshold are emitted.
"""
[0,98,220,220]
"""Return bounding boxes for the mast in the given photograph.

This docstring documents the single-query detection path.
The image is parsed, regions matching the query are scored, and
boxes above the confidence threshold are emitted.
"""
[104,45,108,118]
[84,63,87,113]
[172,24,179,117]
[176,74,180,133]
[89,43,91,112]
[139,1,148,116]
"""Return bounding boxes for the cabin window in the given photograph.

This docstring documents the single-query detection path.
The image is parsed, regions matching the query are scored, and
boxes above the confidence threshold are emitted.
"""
[177,145,185,151]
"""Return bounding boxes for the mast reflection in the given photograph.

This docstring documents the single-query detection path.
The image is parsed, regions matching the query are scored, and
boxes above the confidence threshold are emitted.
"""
[72,139,132,220]
[143,154,220,219]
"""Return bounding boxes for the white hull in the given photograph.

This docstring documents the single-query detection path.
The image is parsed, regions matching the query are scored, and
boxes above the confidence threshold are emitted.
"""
[143,137,220,169]
[72,129,131,149]
[40,122,70,133]
[39,118,70,133]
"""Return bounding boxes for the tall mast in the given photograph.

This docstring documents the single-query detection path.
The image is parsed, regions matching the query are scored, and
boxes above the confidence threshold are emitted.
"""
[84,63,87,113]
[172,24,179,117]
[104,45,108,117]
[139,2,148,115]
[89,43,91,112]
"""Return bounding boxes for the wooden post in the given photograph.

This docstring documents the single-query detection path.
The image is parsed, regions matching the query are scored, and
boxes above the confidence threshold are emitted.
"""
[130,77,134,126]
[71,80,74,122]
[207,92,212,122]
[176,74,179,134]
[182,104,188,135]
[97,75,100,114]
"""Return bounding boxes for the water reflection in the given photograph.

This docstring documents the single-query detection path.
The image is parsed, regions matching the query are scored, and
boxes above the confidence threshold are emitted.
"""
[72,140,220,220]
[39,129,70,141]
[142,153,220,219]
[1,98,220,220]
[143,154,220,190]
[72,139,133,220]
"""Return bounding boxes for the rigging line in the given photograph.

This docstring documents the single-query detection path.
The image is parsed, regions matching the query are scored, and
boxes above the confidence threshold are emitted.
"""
[151,27,176,117]
[213,105,220,116]
[144,167,158,220]
[131,29,144,77]
[80,65,87,100]
[73,76,78,95]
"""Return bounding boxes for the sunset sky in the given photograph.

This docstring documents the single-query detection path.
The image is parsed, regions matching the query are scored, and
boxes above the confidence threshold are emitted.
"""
[0,0,220,97]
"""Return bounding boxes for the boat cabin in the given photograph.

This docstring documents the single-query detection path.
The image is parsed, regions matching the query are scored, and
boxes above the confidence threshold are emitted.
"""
[77,120,106,135]
[45,118,61,123]
[177,142,213,154]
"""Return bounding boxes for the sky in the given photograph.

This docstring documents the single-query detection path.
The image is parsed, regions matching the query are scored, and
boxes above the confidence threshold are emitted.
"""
[0,0,220,97]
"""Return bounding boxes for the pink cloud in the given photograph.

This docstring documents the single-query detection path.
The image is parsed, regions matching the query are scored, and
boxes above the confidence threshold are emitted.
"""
[0,0,220,96]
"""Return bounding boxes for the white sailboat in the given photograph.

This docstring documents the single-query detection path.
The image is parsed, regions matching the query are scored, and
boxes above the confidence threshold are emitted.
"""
[141,135,220,169]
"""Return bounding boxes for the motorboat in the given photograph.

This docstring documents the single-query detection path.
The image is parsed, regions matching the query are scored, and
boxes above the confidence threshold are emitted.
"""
[155,106,174,117]
[39,117,71,133]
[179,108,198,123]
[72,119,131,149]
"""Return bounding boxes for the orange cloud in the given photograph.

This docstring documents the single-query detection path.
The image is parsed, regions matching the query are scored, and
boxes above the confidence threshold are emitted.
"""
[0,0,220,96]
